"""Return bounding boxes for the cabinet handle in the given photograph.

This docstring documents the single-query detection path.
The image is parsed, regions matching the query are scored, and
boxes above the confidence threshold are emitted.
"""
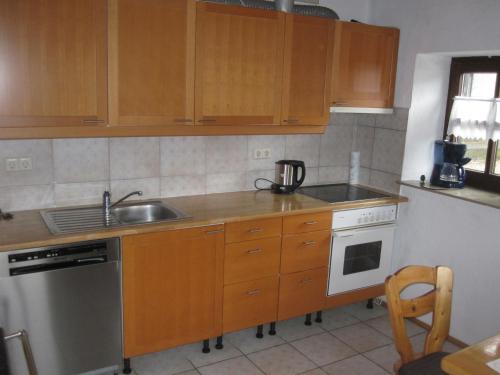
[198,118,216,123]
[299,278,313,284]
[205,229,224,235]
[284,118,299,123]
[246,289,261,296]
[304,221,318,225]
[302,240,316,246]
[248,227,263,233]
[246,248,262,254]
[82,119,105,124]
[174,118,193,123]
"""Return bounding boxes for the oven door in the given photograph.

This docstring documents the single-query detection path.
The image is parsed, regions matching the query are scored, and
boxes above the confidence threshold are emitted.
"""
[328,224,395,295]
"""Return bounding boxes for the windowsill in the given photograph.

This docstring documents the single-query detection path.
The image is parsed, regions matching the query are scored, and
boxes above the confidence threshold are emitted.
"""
[399,180,500,210]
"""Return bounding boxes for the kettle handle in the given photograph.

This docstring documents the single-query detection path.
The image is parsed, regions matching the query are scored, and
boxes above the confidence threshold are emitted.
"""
[293,161,306,187]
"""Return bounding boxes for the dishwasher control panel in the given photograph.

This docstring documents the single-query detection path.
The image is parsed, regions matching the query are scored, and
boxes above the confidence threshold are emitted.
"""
[8,243,108,263]
[333,205,397,230]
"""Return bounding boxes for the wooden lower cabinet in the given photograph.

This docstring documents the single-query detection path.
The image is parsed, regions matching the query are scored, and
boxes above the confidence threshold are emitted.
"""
[278,267,328,321]
[122,225,224,358]
[281,230,331,274]
[223,276,279,333]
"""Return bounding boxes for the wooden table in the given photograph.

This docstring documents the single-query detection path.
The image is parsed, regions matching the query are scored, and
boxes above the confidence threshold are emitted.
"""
[442,334,500,375]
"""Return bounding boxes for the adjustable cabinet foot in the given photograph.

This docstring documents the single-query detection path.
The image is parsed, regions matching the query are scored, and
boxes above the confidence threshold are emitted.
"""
[315,311,323,323]
[256,324,264,339]
[269,322,277,336]
[366,298,374,309]
[305,313,312,326]
[202,339,211,353]
[215,336,224,350]
[123,358,132,374]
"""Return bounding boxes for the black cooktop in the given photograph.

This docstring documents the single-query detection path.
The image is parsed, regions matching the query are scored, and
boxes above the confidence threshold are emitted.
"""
[296,183,389,203]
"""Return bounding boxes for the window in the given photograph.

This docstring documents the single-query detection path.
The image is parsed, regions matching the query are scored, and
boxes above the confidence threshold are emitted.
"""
[444,57,500,193]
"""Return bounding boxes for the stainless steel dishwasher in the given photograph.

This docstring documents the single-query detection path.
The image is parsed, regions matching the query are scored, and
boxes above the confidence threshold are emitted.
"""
[0,238,122,375]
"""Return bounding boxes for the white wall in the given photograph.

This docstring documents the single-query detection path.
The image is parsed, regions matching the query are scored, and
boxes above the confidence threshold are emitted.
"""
[370,0,500,108]
[395,186,500,344]
[319,0,371,22]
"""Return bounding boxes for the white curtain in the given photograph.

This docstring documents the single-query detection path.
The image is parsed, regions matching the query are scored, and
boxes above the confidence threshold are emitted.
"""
[448,96,500,141]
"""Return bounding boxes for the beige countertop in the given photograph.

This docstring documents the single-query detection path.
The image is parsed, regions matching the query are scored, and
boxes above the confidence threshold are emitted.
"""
[0,187,408,252]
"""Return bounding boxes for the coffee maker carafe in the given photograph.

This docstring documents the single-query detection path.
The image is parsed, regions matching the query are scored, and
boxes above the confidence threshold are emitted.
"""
[430,140,471,188]
[271,160,306,194]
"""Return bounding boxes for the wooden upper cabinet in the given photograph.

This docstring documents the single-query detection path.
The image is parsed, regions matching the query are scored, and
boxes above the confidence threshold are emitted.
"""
[195,3,285,126]
[0,0,107,127]
[122,225,224,357]
[281,15,334,126]
[331,21,399,108]
[108,0,195,126]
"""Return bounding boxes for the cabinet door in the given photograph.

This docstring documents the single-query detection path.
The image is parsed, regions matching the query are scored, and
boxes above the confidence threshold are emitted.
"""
[331,22,399,108]
[0,0,107,127]
[108,0,195,126]
[281,15,334,126]
[195,3,285,126]
[122,225,224,357]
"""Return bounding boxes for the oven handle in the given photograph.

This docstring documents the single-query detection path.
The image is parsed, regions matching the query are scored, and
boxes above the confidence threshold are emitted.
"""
[333,223,397,238]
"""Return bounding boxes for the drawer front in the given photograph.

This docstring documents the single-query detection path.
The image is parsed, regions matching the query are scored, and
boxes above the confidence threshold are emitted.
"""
[225,237,281,285]
[283,211,332,234]
[223,276,279,333]
[281,230,331,274]
[226,217,282,243]
[278,268,327,321]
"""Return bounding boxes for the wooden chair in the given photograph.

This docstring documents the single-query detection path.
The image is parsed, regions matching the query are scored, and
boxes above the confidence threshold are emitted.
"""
[385,265,453,375]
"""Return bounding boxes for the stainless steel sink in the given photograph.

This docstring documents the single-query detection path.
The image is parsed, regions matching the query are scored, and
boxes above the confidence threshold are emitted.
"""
[41,201,190,235]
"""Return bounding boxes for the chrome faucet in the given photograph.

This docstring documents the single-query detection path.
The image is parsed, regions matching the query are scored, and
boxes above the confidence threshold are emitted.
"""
[102,190,143,224]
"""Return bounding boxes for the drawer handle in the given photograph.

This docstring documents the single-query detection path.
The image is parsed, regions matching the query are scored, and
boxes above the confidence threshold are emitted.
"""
[82,119,105,124]
[284,118,299,123]
[300,278,313,284]
[246,289,261,296]
[174,118,193,123]
[198,118,217,123]
[247,248,262,254]
[302,240,317,246]
[205,229,224,235]
[304,221,318,225]
[248,227,263,233]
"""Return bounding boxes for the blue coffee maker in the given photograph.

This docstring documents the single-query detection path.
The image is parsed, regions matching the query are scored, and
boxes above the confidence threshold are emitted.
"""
[430,140,471,188]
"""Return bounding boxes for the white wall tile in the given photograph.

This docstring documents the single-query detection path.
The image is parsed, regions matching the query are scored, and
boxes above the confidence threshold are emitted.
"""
[319,125,353,167]
[54,181,109,207]
[0,140,53,187]
[247,135,285,171]
[246,169,275,191]
[161,175,206,198]
[206,172,246,194]
[352,125,375,168]
[53,138,109,183]
[285,135,320,168]
[369,170,401,194]
[161,137,206,176]
[329,113,355,126]
[109,137,159,180]
[110,177,160,201]
[319,166,349,184]
[303,167,319,186]
[375,108,409,131]
[206,136,248,173]
[371,129,406,175]
[358,167,371,185]
[0,185,53,211]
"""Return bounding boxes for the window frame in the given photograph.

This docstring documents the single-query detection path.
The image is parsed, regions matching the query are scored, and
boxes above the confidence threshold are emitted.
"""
[443,56,500,193]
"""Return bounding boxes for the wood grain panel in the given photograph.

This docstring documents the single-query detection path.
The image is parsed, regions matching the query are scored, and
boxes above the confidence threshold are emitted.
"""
[122,225,224,357]
[224,237,281,285]
[108,0,195,126]
[282,211,332,234]
[0,0,107,127]
[225,217,282,243]
[278,267,328,320]
[281,15,334,126]
[331,21,399,108]
[281,230,331,274]
[223,276,279,333]
[195,3,285,125]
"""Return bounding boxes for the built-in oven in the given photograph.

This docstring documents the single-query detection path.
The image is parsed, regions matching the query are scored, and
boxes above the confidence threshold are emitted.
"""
[328,205,397,296]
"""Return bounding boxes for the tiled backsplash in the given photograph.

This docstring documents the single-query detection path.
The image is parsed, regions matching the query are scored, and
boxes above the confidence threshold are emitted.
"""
[0,110,408,212]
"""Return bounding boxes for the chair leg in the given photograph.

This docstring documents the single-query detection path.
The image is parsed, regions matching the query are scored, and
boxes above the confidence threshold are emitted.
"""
[366,298,374,309]
[315,311,323,323]
[215,335,224,350]
[123,358,132,374]
[256,324,264,339]
[269,322,277,335]
[305,313,312,326]
[202,339,210,353]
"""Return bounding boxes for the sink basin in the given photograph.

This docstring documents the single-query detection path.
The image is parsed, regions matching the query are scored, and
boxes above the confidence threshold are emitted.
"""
[112,201,189,225]
[41,201,190,235]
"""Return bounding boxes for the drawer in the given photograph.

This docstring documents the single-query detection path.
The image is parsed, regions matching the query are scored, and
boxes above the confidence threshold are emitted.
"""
[283,211,332,234]
[223,276,279,333]
[225,237,281,285]
[278,268,327,321]
[225,217,282,243]
[281,230,331,274]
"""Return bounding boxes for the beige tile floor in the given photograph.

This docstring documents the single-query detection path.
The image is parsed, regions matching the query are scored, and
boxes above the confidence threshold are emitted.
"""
[126,302,460,375]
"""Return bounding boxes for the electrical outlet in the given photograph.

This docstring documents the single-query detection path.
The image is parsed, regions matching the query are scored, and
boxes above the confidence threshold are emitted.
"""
[5,158,19,172]
[253,148,272,160]
[19,157,33,171]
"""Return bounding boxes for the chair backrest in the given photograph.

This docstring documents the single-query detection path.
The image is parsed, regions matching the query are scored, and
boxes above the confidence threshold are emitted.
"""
[385,265,453,366]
